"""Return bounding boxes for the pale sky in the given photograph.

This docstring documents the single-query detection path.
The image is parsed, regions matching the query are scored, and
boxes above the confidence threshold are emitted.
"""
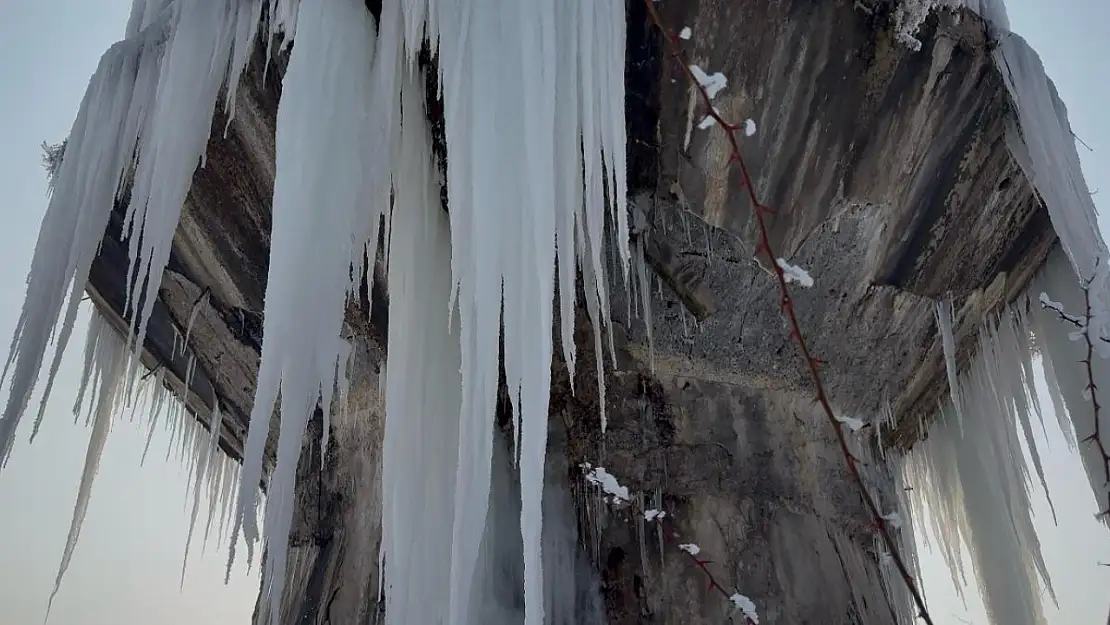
[0,2,259,625]
[0,1,1106,625]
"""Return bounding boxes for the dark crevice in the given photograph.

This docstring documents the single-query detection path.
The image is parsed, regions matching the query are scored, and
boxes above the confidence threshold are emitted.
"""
[625,0,664,195]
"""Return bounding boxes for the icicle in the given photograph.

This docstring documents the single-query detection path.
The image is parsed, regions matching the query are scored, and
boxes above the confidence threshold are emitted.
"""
[935,299,962,421]
[47,309,130,613]
[182,418,204,508]
[380,64,463,625]
[183,288,210,351]
[182,402,223,584]
[230,2,384,620]
[223,0,264,134]
[634,235,655,372]
[1030,249,1110,530]
[0,30,153,465]
[203,452,226,552]
[217,457,237,548]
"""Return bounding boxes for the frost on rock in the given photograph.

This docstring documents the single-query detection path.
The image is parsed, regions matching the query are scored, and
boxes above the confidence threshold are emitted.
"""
[891,0,939,50]
[891,0,1010,51]
[834,414,867,432]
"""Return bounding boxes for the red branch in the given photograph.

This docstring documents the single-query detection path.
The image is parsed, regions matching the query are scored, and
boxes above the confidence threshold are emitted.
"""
[1079,277,1110,520]
[659,521,755,623]
[640,2,934,623]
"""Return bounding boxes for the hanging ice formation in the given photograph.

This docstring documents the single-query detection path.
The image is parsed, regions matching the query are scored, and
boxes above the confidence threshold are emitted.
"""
[42,307,240,610]
[0,0,263,468]
[225,0,629,622]
[895,4,1110,625]
[0,0,626,619]
[18,0,1110,622]
[46,310,130,614]
[904,303,1057,625]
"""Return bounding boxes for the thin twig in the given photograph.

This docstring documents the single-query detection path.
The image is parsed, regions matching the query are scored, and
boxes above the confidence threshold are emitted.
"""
[1038,295,1110,345]
[140,359,164,381]
[582,470,757,624]
[641,3,934,622]
[1073,130,1094,153]
[1078,274,1110,519]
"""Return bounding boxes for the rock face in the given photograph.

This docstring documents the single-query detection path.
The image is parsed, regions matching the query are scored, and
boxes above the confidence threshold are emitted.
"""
[83,1,1061,623]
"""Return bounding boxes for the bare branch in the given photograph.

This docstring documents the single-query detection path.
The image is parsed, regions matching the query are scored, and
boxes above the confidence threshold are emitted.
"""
[1077,274,1110,517]
[580,465,758,624]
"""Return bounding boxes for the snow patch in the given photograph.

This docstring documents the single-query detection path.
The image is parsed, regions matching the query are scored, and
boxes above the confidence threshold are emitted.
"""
[776,258,814,288]
[584,466,630,503]
[729,593,759,623]
[678,543,701,556]
[689,64,727,99]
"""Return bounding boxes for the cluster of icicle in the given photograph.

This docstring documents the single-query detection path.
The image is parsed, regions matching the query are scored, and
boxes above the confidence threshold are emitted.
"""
[40,308,240,615]
[904,297,1058,625]
[0,0,263,467]
[0,0,629,624]
[892,2,1110,625]
[230,2,629,624]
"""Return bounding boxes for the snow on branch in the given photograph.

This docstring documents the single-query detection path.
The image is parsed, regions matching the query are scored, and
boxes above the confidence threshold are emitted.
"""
[641,2,933,622]
[579,463,760,624]
[1039,291,1110,349]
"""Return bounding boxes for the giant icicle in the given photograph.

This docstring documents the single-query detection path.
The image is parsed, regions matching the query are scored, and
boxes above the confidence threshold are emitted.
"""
[390,3,627,622]
[228,1,385,621]
[379,66,463,625]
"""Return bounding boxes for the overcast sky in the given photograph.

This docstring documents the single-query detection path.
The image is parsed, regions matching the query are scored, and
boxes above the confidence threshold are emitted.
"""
[0,1,1106,624]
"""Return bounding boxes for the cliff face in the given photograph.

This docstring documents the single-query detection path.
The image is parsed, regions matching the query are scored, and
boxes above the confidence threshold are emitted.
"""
[81,1,1059,623]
